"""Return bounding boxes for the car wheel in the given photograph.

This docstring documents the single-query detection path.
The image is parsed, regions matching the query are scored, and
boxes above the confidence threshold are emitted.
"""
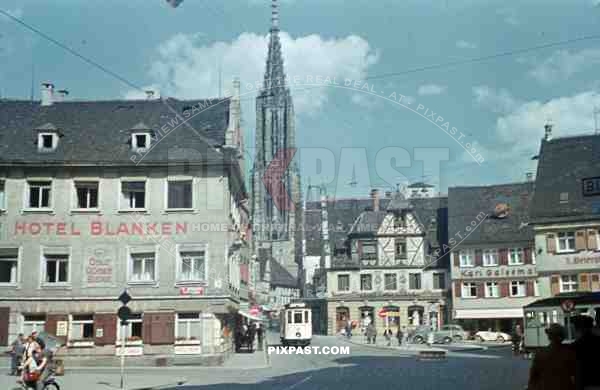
[44,383,60,390]
[496,335,505,343]
[443,337,452,344]
[476,335,484,343]
[413,336,424,344]
[453,335,463,342]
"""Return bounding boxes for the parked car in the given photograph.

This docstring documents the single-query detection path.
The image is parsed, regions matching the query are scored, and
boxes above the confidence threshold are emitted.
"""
[411,324,470,344]
[474,330,512,343]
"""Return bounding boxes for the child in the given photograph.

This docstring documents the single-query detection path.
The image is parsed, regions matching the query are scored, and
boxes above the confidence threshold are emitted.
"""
[18,349,41,386]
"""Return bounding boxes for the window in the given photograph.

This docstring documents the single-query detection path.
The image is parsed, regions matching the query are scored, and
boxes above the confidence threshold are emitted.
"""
[38,133,57,151]
[394,213,404,228]
[557,232,576,253]
[395,241,406,259]
[483,249,498,266]
[462,282,478,298]
[0,251,18,284]
[22,315,45,335]
[176,313,202,340]
[121,181,146,209]
[75,182,98,209]
[0,180,5,210]
[71,315,94,340]
[560,275,578,293]
[534,280,540,297]
[118,313,143,342]
[294,312,303,323]
[168,180,193,209]
[485,282,499,298]
[360,241,377,260]
[130,253,156,282]
[44,254,69,284]
[459,250,474,267]
[28,181,51,209]
[132,133,150,150]
[559,192,569,203]
[508,248,524,265]
[384,273,397,290]
[510,281,526,297]
[179,251,205,282]
[409,273,422,290]
[360,274,372,291]
[337,274,350,291]
[433,272,446,289]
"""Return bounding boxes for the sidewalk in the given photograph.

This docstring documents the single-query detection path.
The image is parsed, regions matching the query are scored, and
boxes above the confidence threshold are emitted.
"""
[340,335,487,353]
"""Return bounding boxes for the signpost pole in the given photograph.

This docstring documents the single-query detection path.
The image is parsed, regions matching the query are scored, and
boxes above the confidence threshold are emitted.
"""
[566,313,572,341]
[120,322,126,390]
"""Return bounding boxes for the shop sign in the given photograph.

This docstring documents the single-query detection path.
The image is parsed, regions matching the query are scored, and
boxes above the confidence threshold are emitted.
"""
[56,321,68,337]
[84,247,115,287]
[115,346,143,356]
[180,287,204,296]
[14,221,189,236]
[460,267,534,278]
[565,255,600,265]
[174,345,202,355]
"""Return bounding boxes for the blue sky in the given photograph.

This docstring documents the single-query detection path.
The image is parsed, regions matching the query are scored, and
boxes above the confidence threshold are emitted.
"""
[2,0,600,198]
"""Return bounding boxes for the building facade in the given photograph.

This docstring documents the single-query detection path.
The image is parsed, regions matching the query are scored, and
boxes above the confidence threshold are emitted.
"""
[449,182,538,333]
[251,0,303,286]
[0,83,254,361]
[326,190,450,336]
[530,130,600,298]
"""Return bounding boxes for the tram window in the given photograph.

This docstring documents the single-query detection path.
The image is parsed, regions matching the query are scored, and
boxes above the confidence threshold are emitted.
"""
[294,312,303,323]
[304,311,309,323]
[552,310,558,324]
[288,311,292,324]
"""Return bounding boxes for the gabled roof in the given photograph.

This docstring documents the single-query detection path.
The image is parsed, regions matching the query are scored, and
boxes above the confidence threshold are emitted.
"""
[0,98,232,164]
[270,259,298,288]
[407,182,434,188]
[448,182,534,245]
[530,134,600,224]
[348,210,387,234]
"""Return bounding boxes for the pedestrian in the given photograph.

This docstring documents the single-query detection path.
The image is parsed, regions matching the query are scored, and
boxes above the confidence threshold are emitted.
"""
[396,328,403,346]
[527,323,575,390]
[572,315,600,390]
[9,334,25,376]
[256,322,264,351]
[384,329,391,346]
[512,324,523,355]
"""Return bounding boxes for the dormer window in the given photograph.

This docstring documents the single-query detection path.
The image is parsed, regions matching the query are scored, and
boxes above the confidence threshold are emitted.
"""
[38,133,58,151]
[132,133,150,151]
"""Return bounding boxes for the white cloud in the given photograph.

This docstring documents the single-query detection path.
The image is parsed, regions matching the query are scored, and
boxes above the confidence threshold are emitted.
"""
[472,86,520,114]
[497,8,518,25]
[123,85,162,100]
[417,84,447,96]
[456,40,476,49]
[528,49,600,84]
[132,32,378,115]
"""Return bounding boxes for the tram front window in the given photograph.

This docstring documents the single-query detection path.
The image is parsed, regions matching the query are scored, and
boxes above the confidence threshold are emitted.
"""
[294,312,303,323]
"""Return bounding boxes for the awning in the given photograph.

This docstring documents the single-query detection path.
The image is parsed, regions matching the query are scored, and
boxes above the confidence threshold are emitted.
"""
[454,308,523,319]
[238,310,266,321]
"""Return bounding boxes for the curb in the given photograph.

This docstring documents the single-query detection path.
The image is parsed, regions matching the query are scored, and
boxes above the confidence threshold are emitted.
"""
[338,337,487,353]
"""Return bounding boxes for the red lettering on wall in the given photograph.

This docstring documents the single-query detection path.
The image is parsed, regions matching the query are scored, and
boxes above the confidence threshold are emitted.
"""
[15,222,26,234]
[29,223,41,235]
[176,223,187,234]
[132,223,144,236]
[71,223,81,235]
[91,222,102,235]
[56,223,66,235]
[162,223,172,235]
[43,223,54,235]
[147,224,158,235]
[117,223,129,235]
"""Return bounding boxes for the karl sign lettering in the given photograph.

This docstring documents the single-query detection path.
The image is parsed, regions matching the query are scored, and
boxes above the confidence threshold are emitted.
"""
[461,267,534,278]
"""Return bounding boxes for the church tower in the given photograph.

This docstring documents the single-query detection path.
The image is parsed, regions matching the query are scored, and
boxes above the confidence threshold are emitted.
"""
[252,0,302,282]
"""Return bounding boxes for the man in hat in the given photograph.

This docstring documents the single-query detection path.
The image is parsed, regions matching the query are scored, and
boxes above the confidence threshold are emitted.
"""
[528,323,575,390]
[572,315,600,390]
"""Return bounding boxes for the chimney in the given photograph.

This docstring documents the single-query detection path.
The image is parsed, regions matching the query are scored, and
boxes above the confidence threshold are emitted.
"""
[145,90,155,99]
[370,189,380,211]
[385,190,392,198]
[41,82,54,106]
[55,89,69,102]
[544,122,553,141]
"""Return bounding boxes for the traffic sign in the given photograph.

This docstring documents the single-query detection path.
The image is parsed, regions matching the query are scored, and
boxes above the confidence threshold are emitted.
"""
[378,308,387,318]
[561,299,576,313]
[118,306,132,322]
[118,290,132,305]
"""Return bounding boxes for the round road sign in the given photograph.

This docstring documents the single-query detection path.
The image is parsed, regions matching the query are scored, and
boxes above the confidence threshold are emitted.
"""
[118,305,132,322]
[561,300,575,313]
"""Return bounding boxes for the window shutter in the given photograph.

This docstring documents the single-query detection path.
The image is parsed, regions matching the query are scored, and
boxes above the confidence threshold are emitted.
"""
[546,234,556,254]
[45,314,68,344]
[587,229,598,250]
[0,307,9,346]
[579,274,591,292]
[94,313,117,346]
[524,248,531,264]
[499,249,508,266]
[475,250,483,267]
[145,312,175,345]
[142,314,152,344]
[550,275,560,296]
[453,252,460,267]
[477,283,484,298]
[591,274,600,291]
[500,282,509,298]
[526,280,535,297]
[575,230,587,251]
[454,281,461,298]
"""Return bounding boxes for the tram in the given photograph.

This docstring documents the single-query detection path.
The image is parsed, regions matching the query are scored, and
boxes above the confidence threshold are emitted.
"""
[523,292,600,353]
[280,302,312,347]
